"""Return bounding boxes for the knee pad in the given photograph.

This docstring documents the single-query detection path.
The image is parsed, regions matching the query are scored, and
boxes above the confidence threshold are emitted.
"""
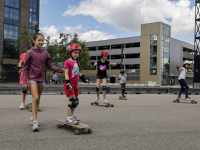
[68,97,79,110]
[185,86,189,89]
[96,87,99,91]
[122,89,126,92]
[22,88,27,94]
[102,86,107,91]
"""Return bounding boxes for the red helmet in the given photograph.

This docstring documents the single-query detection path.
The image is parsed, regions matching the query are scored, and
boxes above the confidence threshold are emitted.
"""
[101,50,109,57]
[66,43,82,54]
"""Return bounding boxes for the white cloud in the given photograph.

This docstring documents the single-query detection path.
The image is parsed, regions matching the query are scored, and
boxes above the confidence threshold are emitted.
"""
[40,25,115,42]
[62,0,194,35]
[40,0,49,4]
[79,30,116,42]
[40,25,59,40]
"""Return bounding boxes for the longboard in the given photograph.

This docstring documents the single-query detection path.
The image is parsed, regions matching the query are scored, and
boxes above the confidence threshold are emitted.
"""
[56,118,92,135]
[173,99,197,104]
[25,103,42,112]
[119,95,127,100]
[91,101,114,107]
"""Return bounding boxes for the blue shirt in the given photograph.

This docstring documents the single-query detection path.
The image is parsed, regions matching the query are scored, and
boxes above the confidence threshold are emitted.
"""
[53,74,58,80]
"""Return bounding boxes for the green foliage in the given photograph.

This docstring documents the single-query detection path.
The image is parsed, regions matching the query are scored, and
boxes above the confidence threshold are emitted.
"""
[16,25,34,55]
[0,69,7,78]
[44,33,91,71]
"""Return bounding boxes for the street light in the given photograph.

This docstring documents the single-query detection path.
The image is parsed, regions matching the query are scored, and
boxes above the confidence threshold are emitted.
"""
[91,33,94,41]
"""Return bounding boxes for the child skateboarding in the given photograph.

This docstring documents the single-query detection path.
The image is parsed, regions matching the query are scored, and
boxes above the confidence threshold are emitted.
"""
[177,61,198,100]
[91,50,122,103]
[118,69,127,100]
[64,43,90,125]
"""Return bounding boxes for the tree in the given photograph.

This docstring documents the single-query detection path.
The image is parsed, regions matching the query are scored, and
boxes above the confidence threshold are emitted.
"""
[16,25,34,55]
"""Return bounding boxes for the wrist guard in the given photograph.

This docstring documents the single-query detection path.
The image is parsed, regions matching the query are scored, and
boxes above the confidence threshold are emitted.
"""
[91,61,94,65]
[65,80,71,90]
[176,66,179,70]
[80,75,89,83]
[116,63,120,68]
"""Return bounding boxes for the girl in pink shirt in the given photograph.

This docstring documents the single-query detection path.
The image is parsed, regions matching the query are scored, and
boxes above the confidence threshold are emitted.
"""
[64,43,90,125]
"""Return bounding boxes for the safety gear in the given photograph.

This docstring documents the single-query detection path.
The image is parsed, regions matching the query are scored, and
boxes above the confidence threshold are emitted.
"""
[102,86,107,91]
[65,80,71,90]
[120,69,125,73]
[96,87,99,91]
[66,43,82,53]
[185,86,189,89]
[101,51,109,57]
[66,43,82,60]
[22,88,27,94]
[80,75,89,83]
[183,61,191,66]
[91,61,94,65]
[176,66,179,70]
[68,97,79,110]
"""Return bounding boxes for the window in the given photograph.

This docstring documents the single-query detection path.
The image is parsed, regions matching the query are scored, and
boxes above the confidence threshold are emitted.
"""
[3,24,19,59]
[98,45,110,50]
[125,53,140,58]
[4,7,20,24]
[125,64,140,69]
[150,35,157,75]
[29,0,37,13]
[126,42,140,48]
[111,55,123,59]
[5,0,20,9]
[88,47,96,51]
[111,44,124,49]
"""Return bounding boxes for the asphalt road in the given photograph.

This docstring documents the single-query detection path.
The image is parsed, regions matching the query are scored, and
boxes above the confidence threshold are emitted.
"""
[1,94,200,150]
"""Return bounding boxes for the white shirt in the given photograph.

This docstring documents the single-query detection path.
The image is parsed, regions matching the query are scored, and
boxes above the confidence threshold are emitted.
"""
[178,67,187,80]
[119,74,126,83]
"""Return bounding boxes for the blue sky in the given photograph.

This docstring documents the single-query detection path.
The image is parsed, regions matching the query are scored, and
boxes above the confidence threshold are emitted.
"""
[39,0,195,44]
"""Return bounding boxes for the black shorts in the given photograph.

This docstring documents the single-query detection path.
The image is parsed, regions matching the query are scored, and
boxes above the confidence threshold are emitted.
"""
[97,75,107,79]
[52,79,58,84]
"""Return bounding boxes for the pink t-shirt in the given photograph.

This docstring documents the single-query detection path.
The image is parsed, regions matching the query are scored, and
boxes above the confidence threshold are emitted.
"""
[64,60,81,86]
[20,53,26,62]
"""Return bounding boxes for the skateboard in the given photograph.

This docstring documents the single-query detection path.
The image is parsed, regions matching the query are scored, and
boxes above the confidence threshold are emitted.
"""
[119,95,127,100]
[91,101,114,107]
[173,99,197,104]
[56,118,92,135]
[25,103,42,112]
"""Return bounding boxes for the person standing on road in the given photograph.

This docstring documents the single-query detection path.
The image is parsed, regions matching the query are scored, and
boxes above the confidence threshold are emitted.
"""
[64,43,90,125]
[118,69,127,98]
[177,62,198,100]
[91,50,123,103]
[23,33,64,131]
[18,53,29,109]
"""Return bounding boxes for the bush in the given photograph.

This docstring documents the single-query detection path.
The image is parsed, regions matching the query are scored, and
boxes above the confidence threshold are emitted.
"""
[0,69,7,78]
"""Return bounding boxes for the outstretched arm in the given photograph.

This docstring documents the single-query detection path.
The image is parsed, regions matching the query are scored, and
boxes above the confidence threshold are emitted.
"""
[176,65,183,71]
[109,62,123,67]
[91,60,98,68]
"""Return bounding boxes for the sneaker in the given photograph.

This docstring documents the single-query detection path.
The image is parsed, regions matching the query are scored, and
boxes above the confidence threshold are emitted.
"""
[30,117,34,124]
[72,115,79,121]
[32,121,39,131]
[19,103,25,110]
[177,96,181,99]
[185,97,191,100]
[103,100,108,103]
[94,97,100,102]
[66,117,79,125]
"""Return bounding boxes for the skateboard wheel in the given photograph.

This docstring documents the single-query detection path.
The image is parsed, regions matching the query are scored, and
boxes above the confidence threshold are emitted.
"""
[96,103,99,105]
[88,129,92,133]
[25,104,28,108]
[91,103,93,105]
[191,101,194,104]
[105,105,108,107]
[29,108,32,112]
[74,130,79,135]
[126,98,127,100]
[111,104,114,107]
[122,98,124,100]
[38,108,42,111]
[177,100,180,102]
[173,100,176,103]
[119,97,120,99]
[57,124,61,128]
[195,101,197,104]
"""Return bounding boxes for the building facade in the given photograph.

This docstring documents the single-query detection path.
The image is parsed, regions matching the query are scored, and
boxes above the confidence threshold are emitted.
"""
[83,22,195,86]
[0,0,39,82]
